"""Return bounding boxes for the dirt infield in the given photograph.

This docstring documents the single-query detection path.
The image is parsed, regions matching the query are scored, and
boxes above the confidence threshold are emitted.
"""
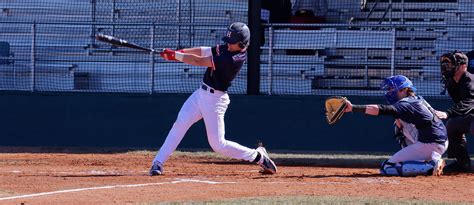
[0,148,473,204]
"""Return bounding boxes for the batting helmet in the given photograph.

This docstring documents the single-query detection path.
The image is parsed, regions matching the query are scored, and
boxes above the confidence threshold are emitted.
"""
[222,22,250,49]
[380,75,417,104]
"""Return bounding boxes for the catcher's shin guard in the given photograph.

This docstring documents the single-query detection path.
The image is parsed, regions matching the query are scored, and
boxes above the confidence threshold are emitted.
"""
[380,160,437,177]
[380,160,402,176]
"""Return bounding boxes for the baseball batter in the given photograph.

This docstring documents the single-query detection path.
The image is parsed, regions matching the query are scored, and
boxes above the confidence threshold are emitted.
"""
[149,22,277,176]
[344,75,448,176]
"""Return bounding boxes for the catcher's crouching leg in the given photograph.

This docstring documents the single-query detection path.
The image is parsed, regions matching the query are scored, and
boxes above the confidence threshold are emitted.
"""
[380,160,437,177]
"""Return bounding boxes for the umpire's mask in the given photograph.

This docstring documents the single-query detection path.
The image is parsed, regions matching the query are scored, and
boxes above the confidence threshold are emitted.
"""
[440,51,468,79]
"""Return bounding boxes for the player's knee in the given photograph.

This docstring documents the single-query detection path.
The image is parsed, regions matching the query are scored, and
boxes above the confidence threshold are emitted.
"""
[380,160,435,177]
[209,141,227,154]
[173,116,190,128]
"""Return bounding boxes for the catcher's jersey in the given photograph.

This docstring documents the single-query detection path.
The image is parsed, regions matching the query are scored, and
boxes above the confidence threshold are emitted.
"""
[392,96,447,144]
[203,44,246,91]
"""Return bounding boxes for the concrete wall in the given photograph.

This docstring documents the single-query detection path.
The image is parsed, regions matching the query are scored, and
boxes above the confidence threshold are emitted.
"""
[0,92,469,153]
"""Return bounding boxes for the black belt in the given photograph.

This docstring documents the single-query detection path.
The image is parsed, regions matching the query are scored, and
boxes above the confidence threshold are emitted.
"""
[201,84,215,93]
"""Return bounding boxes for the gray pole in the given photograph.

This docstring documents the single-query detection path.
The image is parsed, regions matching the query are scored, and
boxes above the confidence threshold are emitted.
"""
[389,0,392,25]
[365,47,369,87]
[90,0,96,55]
[391,28,396,76]
[176,0,181,49]
[112,0,116,37]
[31,22,37,92]
[190,0,194,47]
[268,27,273,95]
[401,0,405,24]
[150,26,156,94]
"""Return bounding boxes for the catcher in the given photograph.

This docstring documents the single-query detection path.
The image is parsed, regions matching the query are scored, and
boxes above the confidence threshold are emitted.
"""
[326,75,448,176]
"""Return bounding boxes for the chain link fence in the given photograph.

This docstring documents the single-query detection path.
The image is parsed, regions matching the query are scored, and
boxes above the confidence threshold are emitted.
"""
[1,0,473,97]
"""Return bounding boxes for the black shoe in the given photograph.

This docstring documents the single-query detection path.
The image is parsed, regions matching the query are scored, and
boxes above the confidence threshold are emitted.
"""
[149,162,163,176]
[443,161,471,173]
[256,146,277,174]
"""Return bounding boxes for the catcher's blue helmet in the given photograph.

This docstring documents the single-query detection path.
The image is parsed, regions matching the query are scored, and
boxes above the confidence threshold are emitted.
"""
[380,75,417,104]
[222,22,250,49]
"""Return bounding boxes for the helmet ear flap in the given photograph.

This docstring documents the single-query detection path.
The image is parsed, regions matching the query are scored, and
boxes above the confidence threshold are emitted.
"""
[238,41,249,49]
[238,42,245,49]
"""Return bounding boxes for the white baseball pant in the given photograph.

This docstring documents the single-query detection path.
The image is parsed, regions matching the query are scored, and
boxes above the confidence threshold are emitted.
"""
[388,141,448,163]
[152,86,258,165]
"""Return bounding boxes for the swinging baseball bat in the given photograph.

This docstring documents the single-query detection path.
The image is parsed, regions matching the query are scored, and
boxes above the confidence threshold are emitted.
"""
[95,34,159,53]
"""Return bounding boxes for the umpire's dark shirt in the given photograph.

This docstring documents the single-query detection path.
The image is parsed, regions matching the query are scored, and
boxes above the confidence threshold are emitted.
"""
[446,71,474,118]
[203,44,246,92]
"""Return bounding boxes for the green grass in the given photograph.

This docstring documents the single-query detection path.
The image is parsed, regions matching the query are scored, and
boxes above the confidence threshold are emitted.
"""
[142,195,473,205]
[0,189,14,198]
[127,150,392,159]
[127,150,392,167]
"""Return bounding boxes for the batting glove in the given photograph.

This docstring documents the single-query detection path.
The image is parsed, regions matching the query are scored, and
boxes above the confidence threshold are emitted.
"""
[160,48,177,61]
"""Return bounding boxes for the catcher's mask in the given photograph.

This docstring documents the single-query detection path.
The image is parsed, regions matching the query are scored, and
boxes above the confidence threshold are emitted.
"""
[440,51,468,79]
[380,75,416,105]
[222,22,250,49]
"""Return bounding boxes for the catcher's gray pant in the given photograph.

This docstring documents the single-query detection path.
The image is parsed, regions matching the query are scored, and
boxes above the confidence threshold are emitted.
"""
[388,141,448,164]
[152,87,258,166]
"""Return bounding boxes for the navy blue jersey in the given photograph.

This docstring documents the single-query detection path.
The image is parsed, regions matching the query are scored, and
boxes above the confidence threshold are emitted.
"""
[392,96,447,144]
[202,44,246,91]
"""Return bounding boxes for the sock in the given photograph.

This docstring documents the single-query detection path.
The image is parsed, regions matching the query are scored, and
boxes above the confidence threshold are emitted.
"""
[253,152,262,163]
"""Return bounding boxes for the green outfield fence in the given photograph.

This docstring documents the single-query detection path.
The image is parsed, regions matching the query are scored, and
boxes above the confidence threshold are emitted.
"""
[0,0,473,97]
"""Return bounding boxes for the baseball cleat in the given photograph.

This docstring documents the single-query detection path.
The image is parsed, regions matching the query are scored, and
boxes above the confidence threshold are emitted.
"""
[149,161,163,176]
[256,146,277,174]
[432,158,445,176]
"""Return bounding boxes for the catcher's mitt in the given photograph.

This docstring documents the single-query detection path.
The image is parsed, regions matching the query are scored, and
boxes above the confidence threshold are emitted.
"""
[325,96,348,125]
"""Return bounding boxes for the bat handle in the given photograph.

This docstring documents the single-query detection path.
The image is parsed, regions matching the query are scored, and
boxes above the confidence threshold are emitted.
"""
[150,49,163,54]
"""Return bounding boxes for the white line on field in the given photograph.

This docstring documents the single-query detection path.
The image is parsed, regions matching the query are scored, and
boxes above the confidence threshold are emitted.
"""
[0,178,236,201]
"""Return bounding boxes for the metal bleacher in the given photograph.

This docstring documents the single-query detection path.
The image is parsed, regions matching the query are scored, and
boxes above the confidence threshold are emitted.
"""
[261,29,395,94]
[0,0,249,93]
[1,0,473,95]
[319,0,473,95]
[257,0,474,95]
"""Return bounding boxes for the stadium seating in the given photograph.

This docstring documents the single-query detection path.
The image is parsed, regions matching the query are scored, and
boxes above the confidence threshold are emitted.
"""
[0,0,473,95]
[311,0,470,94]
[0,42,14,65]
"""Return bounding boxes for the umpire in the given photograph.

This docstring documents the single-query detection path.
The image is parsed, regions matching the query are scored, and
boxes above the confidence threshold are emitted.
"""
[435,51,473,173]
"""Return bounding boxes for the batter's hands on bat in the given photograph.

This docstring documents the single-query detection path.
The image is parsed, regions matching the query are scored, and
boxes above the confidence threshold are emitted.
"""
[434,110,448,119]
[160,48,177,61]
